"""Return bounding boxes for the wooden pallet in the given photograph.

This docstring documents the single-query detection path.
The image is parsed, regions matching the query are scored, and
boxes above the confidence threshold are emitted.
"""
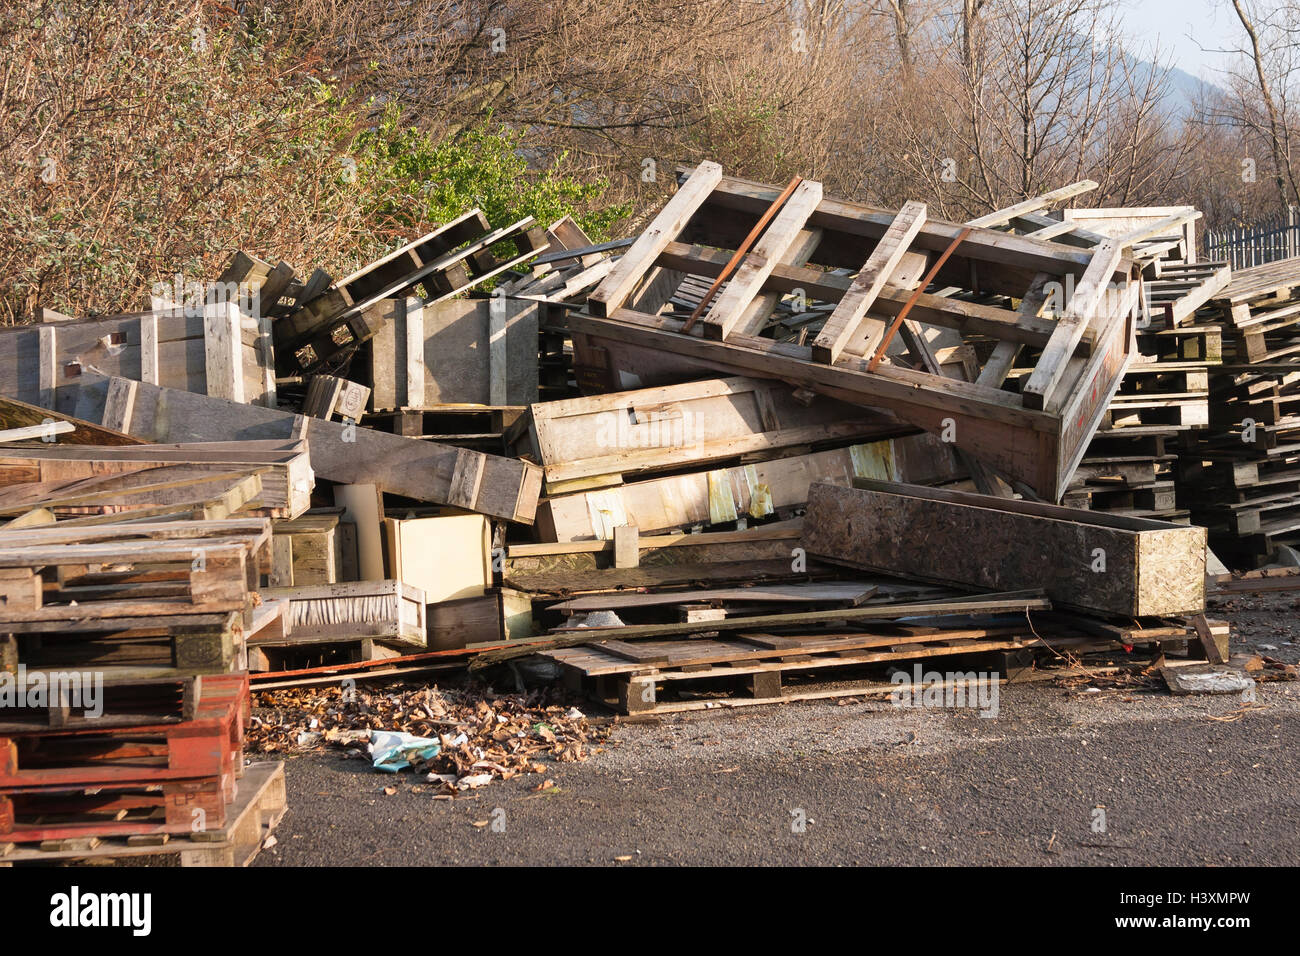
[544,620,1193,715]
[0,674,199,732]
[0,761,284,865]
[571,162,1145,501]
[277,212,549,375]
[0,674,247,790]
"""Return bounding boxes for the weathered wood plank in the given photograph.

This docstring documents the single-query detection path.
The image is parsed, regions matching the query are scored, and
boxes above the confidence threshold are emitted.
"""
[74,376,542,523]
[588,161,724,317]
[811,201,926,364]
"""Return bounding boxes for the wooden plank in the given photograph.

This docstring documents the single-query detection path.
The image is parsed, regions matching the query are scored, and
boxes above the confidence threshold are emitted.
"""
[138,313,160,386]
[965,181,1099,228]
[612,524,639,569]
[588,161,723,317]
[0,421,73,443]
[811,201,927,364]
[489,293,508,406]
[37,326,56,410]
[1021,241,1125,411]
[256,580,426,648]
[0,396,143,447]
[551,582,878,612]
[403,298,425,409]
[73,376,541,523]
[203,302,244,402]
[101,378,138,434]
[732,228,824,336]
[803,479,1205,617]
[699,179,823,340]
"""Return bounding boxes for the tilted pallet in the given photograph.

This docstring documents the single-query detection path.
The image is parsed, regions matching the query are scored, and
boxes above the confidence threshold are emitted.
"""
[514,375,911,495]
[74,374,543,524]
[571,162,1141,501]
[274,212,549,374]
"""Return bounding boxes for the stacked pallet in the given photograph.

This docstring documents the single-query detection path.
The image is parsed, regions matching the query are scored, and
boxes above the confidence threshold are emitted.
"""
[0,519,273,856]
[1175,258,1300,563]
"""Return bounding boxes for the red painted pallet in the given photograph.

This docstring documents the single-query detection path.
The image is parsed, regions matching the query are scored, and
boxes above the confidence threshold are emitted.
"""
[0,768,238,843]
[0,674,247,788]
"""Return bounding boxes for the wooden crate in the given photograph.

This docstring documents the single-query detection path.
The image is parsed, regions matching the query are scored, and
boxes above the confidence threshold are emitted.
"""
[255,580,428,649]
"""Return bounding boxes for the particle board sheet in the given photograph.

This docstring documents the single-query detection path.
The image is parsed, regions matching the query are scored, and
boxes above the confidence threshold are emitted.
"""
[802,479,1206,617]
[384,513,492,604]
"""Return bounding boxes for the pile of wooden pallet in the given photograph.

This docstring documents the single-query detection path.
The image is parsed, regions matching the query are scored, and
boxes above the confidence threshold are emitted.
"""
[1172,259,1300,561]
[0,162,1257,812]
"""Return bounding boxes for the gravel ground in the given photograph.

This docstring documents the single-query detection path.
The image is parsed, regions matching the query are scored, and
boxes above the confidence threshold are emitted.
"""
[250,590,1300,867]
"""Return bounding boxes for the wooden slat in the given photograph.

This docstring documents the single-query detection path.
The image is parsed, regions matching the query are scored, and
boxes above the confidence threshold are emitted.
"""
[588,161,724,317]
[699,179,823,340]
[1021,240,1125,411]
[812,201,927,364]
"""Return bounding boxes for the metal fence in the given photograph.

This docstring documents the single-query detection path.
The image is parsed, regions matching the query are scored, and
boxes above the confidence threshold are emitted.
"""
[1206,208,1300,270]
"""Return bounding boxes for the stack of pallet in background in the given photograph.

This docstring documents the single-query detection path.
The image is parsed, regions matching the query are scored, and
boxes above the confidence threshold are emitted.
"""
[1173,260,1300,563]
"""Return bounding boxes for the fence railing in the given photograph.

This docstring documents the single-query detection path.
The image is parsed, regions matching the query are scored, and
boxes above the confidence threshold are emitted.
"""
[1207,208,1300,270]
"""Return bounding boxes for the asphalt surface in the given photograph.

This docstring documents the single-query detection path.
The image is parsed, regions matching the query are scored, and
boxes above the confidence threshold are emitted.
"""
[253,590,1300,867]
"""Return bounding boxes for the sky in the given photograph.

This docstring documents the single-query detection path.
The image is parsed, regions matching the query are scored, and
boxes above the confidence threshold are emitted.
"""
[1119,0,1240,81]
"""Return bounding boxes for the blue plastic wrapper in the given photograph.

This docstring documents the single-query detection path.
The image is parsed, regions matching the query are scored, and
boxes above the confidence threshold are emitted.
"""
[369,730,442,772]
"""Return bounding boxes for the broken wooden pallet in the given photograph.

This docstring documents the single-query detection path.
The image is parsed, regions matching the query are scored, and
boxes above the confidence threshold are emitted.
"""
[572,162,1142,501]
[74,374,543,524]
[0,300,277,415]
[535,433,960,541]
[514,375,908,495]
[0,439,313,519]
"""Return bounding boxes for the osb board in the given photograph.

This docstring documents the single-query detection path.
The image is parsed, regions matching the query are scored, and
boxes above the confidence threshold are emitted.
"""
[802,480,1205,617]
